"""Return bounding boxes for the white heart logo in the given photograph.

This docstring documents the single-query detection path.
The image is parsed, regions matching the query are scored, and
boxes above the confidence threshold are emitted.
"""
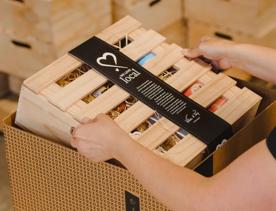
[96,52,127,72]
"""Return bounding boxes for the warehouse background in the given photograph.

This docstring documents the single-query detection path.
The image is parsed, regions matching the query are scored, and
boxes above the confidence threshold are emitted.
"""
[0,0,276,210]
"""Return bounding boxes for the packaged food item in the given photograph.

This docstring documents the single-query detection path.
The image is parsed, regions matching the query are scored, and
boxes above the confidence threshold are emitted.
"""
[56,65,90,87]
[130,121,151,138]
[158,134,180,152]
[138,52,156,65]
[183,81,204,96]
[82,81,114,104]
[209,97,228,113]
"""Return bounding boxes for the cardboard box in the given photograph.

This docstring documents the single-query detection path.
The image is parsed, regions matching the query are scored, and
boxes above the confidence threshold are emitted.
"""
[0,98,17,132]
[3,16,272,210]
[3,83,275,210]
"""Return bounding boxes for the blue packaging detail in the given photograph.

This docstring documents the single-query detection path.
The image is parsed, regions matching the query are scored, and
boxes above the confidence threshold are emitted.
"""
[138,52,156,65]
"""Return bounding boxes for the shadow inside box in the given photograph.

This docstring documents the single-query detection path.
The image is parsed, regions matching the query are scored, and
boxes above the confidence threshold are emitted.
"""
[0,134,12,211]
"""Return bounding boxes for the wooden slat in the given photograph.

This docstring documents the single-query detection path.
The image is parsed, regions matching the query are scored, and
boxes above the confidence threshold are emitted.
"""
[16,86,79,144]
[24,54,81,94]
[115,59,210,133]
[66,42,170,117]
[40,83,61,97]
[97,15,142,44]
[47,70,106,110]
[215,88,261,124]
[165,87,261,167]
[69,30,166,120]
[120,29,165,59]
[72,46,182,119]
[163,91,244,166]
[138,73,236,150]
[23,16,142,94]
[165,134,207,167]
[66,43,169,116]
[41,27,147,107]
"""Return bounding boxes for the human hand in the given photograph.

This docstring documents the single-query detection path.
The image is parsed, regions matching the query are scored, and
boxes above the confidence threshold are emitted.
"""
[184,36,236,69]
[71,114,131,162]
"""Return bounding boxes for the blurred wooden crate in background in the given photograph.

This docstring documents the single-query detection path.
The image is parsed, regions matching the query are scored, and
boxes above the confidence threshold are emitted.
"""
[0,73,9,98]
[185,0,276,36]
[159,18,187,47]
[113,0,186,47]
[0,0,112,82]
[113,0,184,31]
[187,19,276,81]
[185,0,276,82]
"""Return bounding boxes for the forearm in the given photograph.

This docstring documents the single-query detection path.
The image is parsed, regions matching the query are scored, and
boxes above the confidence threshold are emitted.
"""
[227,44,276,83]
[114,137,210,211]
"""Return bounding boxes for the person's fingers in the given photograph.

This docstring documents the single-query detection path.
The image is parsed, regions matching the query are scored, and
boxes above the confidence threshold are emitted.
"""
[199,36,212,45]
[183,48,203,59]
[70,127,75,135]
[71,137,78,148]
[80,117,91,124]
[219,59,232,69]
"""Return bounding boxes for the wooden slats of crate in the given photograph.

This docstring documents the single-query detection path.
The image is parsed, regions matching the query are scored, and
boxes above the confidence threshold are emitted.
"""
[16,16,261,168]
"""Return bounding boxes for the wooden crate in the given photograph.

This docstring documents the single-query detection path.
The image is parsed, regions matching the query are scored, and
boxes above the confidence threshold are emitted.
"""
[0,73,9,98]
[0,0,112,79]
[113,0,183,31]
[8,75,23,95]
[159,18,187,47]
[15,16,261,168]
[185,0,276,36]
[187,19,276,81]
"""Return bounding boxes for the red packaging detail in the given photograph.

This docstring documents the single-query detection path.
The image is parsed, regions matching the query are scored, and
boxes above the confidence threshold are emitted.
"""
[183,82,204,97]
[209,97,228,113]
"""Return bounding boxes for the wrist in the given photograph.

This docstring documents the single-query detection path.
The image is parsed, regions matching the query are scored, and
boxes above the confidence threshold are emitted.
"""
[223,42,240,67]
[112,134,134,161]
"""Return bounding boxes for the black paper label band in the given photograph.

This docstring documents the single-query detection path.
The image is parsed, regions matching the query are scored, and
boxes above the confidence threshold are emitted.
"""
[69,36,233,152]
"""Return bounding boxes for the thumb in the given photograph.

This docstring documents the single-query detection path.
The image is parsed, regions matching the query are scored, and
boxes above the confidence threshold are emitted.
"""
[183,48,203,59]
[219,59,232,69]
[80,117,92,124]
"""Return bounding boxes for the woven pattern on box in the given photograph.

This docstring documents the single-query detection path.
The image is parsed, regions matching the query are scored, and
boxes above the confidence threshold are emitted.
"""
[4,119,169,211]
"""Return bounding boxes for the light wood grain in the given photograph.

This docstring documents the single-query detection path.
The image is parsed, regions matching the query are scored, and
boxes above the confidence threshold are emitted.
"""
[24,54,81,94]
[15,16,262,166]
[115,59,210,133]
[69,30,166,120]
[165,87,261,166]
[138,73,236,150]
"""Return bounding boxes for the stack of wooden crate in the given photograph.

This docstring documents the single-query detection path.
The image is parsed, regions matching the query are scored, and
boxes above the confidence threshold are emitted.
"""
[0,0,112,95]
[16,16,261,167]
[185,0,276,81]
[0,1,8,98]
[112,0,186,47]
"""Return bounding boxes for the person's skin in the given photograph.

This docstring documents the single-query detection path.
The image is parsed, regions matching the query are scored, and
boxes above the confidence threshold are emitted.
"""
[71,37,276,211]
[185,37,276,84]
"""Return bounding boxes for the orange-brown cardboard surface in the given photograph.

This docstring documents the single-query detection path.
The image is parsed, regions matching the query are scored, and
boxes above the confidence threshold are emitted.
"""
[3,82,276,210]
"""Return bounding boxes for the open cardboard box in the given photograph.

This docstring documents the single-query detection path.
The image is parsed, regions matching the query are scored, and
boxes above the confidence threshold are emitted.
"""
[3,80,276,210]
